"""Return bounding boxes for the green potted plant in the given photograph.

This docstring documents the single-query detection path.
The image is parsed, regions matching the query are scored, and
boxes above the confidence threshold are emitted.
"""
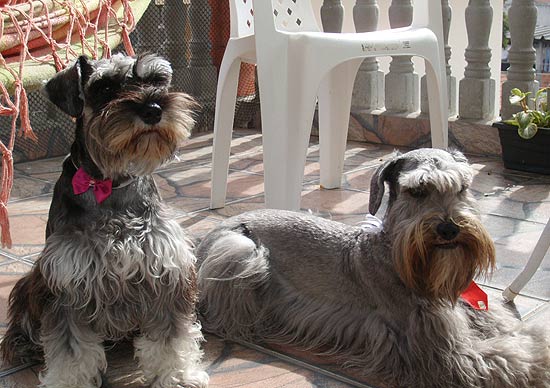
[493,87,550,175]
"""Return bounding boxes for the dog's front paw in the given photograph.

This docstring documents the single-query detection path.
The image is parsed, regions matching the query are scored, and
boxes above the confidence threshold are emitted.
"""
[181,369,209,388]
[149,369,209,388]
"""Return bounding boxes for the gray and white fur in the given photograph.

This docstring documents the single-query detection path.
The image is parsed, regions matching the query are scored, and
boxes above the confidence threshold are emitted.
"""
[1,53,208,388]
[196,148,549,388]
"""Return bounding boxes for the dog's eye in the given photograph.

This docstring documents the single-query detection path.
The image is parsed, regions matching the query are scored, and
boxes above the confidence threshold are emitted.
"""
[407,187,428,198]
[103,84,121,96]
[89,80,120,102]
[144,75,170,87]
[459,185,468,194]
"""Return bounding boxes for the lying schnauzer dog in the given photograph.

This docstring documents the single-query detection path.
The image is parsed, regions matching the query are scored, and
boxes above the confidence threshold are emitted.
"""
[197,148,550,388]
[1,54,208,388]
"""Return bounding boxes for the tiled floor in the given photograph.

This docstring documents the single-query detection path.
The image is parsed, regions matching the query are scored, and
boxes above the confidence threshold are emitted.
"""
[0,129,549,387]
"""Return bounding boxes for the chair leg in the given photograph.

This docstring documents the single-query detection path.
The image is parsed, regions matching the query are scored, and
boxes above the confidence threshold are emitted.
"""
[257,62,319,210]
[424,56,448,149]
[503,219,550,302]
[210,56,242,209]
[318,59,362,189]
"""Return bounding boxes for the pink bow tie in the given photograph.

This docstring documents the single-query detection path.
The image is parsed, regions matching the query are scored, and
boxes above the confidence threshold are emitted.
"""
[72,167,113,204]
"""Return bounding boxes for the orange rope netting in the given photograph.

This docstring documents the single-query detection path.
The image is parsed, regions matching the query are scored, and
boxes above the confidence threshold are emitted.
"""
[0,0,138,247]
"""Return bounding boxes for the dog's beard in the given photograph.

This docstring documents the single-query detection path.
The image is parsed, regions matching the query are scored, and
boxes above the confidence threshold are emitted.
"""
[85,92,195,178]
[392,213,496,303]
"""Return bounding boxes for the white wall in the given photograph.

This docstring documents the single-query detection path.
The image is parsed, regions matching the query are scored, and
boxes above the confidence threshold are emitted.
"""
[536,4,550,24]
[310,0,504,117]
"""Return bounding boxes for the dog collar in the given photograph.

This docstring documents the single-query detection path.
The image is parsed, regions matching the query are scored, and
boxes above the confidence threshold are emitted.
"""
[460,281,488,310]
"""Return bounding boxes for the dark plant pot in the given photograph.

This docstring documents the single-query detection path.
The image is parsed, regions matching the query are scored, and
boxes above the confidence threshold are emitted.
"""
[493,122,550,175]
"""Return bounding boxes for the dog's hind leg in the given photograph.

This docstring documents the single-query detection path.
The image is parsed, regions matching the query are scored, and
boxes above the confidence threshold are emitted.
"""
[196,228,270,340]
[39,307,106,388]
[134,321,208,388]
[1,268,46,365]
[463,305,550,387]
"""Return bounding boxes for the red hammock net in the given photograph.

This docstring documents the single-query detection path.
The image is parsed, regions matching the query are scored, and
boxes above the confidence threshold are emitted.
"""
[0,0,139,247]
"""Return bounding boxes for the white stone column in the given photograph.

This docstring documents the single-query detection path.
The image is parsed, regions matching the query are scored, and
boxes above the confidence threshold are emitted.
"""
[384,0,418,113]
[351,0,385,112]
[421,0,455,117]
[321,0,344,32]
[501,0,539,119]
[458,0,495,122]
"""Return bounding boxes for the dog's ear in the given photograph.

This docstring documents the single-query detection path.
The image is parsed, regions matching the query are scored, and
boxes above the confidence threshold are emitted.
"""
[43,56,92,117]
[369,153,401,215]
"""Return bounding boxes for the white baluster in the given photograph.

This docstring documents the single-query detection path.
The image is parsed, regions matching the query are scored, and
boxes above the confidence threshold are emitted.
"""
[501,0,539,119]
[384,0,418,113]
[321,0,344,33]
[458,0,495,122]
[421,0,455,117]
[351,0,384,112]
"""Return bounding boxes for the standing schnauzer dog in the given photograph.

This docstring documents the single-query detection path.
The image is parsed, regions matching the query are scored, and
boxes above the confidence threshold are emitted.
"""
[196,148,550,388]
[0,54,208,388]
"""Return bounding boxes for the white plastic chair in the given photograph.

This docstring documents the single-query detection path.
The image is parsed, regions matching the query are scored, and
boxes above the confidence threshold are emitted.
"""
[210,0,448,210]
[502,218,550,302]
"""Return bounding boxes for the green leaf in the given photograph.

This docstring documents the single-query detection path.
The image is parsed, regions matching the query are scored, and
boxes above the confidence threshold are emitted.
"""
[503,119,519,126]
[510,88,524,96]
[509,94,524,105]
[516,111,533,128]
[518,123,538,139]
[535,87,548,100]
[531,110,544,123]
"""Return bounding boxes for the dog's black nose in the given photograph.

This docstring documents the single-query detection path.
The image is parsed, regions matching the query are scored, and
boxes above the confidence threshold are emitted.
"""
[140,102,162,125]
[436,221,460,241]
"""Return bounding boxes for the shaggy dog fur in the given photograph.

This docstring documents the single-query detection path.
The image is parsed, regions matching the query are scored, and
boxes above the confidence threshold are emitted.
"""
[196,148,549,388]
[0,54,208,388]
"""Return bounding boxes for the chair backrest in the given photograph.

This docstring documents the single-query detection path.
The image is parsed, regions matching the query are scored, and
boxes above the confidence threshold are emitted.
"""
[270,0,320,32]
[229,0,255,38]
[230,0,321,38]
[230,0,440,40]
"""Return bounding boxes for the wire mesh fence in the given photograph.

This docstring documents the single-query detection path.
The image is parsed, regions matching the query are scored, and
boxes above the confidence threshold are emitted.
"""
[1,0,260,163]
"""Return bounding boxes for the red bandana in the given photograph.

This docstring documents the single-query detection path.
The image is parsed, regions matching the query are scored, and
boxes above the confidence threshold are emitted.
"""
[460,281,488,310]
[72,167,113,204]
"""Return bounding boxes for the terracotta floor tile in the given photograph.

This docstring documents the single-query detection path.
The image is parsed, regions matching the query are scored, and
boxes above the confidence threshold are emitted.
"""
[9,176,54,202]
[178,215,223,241]
[301,185,371,216]
[489,264,550,301]
[207,196,266,219]
[0,261,34,276]
[1,130,549,387]
[341,167,377,192]
[163,195,211,215]
[0,214,47,258]
[13,157,64,177]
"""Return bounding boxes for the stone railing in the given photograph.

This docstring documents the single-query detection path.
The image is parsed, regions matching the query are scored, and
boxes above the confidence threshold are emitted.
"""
[315,0,540,156]
[177,0,540,156]
[318,0,537,123]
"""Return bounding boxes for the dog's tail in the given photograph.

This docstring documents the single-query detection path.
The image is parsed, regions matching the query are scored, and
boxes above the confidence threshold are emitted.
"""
[197,227,270,340]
